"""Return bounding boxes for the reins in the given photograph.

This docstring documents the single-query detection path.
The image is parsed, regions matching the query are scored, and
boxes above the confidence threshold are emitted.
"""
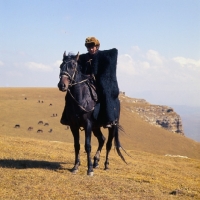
[67,89,95,112]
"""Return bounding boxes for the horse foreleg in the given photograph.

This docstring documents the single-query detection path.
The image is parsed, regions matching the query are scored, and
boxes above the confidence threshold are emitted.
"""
[92,127,106,168]
[85,122,93,176]
[104,127,115,170]
[70,126,80,174]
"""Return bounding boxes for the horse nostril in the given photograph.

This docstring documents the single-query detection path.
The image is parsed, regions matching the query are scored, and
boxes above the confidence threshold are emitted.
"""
[58,82,65,89]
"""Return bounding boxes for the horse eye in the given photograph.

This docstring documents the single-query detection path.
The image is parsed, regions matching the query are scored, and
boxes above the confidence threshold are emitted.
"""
[72,62,76,67]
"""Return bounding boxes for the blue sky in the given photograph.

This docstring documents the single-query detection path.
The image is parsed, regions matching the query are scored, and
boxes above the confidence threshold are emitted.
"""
[0,0,200,107]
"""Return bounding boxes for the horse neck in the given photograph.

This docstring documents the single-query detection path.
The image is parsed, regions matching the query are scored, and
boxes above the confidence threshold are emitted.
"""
[70,71,87,101]
[73,70,85,84]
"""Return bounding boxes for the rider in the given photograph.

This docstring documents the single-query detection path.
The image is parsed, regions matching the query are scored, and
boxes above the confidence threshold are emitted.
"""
[60,36,119,128]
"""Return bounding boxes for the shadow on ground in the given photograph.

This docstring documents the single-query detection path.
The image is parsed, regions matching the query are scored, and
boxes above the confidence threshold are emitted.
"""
[0,159,66,170]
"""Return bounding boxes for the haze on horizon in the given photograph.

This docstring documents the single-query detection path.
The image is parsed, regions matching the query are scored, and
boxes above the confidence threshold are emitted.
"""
[0,0,200,107]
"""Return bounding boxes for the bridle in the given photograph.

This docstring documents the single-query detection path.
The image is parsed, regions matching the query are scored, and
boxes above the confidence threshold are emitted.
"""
[59,59,95,112]
[60,59,88,87]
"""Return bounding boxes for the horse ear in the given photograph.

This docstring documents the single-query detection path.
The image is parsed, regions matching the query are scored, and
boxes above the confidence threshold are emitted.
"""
[63,51,66,58]
[75,52,79,61]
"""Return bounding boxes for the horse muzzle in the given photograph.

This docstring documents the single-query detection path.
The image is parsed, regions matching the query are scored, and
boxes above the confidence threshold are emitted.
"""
[58,82,68,92]
[58,76,70,92]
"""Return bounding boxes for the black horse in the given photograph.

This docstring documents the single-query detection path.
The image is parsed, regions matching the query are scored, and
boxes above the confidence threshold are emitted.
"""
[58,52,126,176]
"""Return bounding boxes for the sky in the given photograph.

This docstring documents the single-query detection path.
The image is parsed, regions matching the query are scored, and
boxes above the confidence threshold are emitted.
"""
[0,0,200,107]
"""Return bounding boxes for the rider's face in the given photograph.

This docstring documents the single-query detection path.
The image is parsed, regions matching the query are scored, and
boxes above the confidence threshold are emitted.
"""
[87,45,98,54]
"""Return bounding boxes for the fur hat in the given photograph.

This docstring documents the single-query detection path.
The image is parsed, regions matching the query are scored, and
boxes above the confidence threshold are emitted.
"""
[85,37,100,47]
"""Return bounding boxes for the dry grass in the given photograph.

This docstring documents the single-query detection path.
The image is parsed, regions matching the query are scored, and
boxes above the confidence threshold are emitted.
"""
[0,88,200,199]
[0,88,200,159]
[0,135,200,200]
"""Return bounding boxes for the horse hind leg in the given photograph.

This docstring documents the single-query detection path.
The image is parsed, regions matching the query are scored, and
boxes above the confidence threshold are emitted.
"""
[104,126,115,170]
[92,127,106,169]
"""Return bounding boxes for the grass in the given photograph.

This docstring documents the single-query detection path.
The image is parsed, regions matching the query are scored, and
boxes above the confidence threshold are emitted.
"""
[0,135,200,200]
[0,88,200,199]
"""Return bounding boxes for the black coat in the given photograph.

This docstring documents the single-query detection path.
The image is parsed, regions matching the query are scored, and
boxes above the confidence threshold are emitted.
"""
[79,48,120,123]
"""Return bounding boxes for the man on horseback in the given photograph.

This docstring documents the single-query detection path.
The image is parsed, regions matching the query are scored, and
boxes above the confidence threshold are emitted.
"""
[60,36,120,128]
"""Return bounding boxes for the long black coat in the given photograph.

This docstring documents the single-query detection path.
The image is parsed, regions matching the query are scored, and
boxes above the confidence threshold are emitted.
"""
[79,48,120,124]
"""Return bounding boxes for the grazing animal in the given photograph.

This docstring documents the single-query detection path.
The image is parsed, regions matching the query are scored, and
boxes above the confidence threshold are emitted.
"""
[48,129,53,133]
[58,51,127,176]
[14,124,20,128]
[38,121,43,125]
[24,97,27,100]
[44,123,49,126]
[49,103,52,106]
[27,126,33,131]
[37,129,43,133]
[38,100,40,103]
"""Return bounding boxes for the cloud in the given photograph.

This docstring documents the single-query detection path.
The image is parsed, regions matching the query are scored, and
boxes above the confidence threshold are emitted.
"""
[173,57,200,70]
[117,48,200,94]
[118,54,136,75]
[25,62,53,72]
[0,61,4,67]
[146,49,165,66]
[118,49,165,77]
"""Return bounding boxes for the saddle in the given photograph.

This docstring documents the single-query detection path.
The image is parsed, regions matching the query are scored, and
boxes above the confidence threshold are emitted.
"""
[86,76,98,102]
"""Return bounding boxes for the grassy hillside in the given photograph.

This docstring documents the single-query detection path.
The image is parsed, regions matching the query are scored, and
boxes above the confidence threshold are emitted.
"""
[0,135,200,199]
[0,88,200,159]
[0,88,200,199]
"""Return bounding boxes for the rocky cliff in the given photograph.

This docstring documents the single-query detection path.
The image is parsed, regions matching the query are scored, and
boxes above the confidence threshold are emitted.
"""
[119,93,184,135]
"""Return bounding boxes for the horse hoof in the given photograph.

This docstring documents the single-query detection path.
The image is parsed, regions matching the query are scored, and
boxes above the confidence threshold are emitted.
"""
[93,164,99,169]
[71,169,78,174]
[104,167,109,171]
[87,171,94,176]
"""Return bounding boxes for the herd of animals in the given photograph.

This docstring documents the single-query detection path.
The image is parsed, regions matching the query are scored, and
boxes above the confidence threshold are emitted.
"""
[14,98,62,133]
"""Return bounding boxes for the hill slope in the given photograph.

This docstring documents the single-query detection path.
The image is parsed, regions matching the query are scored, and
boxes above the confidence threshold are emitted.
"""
[0,87,200,159]
[0,88,200,199]
[0,135,200,199]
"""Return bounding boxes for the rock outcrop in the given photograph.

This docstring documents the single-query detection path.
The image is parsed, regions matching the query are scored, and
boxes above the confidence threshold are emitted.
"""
[119,94,184,135]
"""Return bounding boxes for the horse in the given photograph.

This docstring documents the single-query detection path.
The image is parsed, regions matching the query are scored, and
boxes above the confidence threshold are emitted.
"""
[58,52,127,176]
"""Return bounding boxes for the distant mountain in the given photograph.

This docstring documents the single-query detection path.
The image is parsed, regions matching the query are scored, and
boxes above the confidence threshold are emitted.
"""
[170,105,200,142]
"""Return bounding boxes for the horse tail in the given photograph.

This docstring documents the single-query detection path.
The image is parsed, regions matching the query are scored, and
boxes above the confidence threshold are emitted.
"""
[114,124,132,164]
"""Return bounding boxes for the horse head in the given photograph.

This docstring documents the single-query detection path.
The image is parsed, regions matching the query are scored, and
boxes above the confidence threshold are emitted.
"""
[58,51,79,92]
